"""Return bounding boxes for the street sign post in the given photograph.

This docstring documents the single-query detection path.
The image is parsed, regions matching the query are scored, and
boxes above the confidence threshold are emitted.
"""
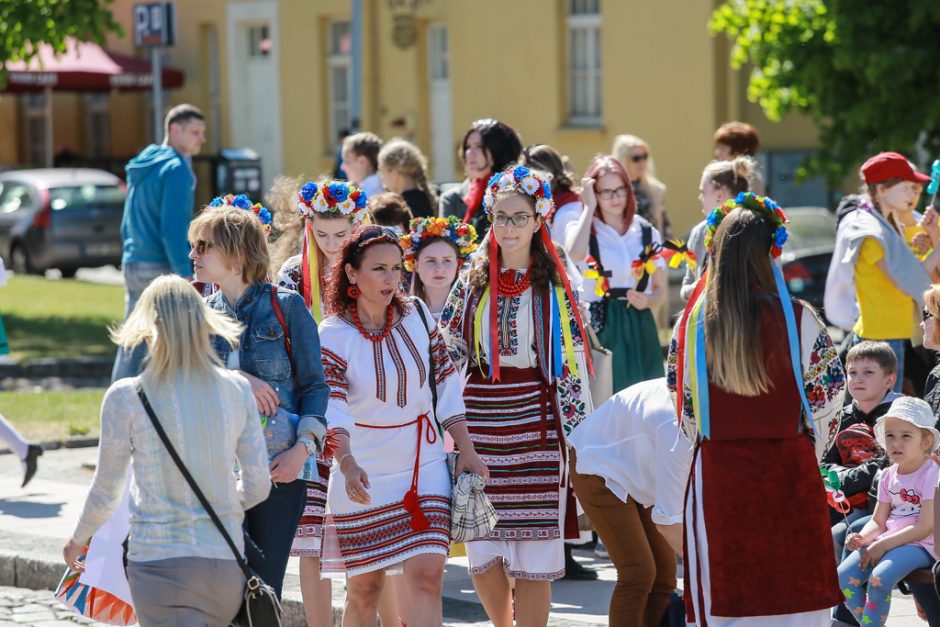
[133,2,176,142]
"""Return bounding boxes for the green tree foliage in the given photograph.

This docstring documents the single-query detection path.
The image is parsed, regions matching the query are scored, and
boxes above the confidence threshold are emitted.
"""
[0,0,122,86]
[711,0,940,182]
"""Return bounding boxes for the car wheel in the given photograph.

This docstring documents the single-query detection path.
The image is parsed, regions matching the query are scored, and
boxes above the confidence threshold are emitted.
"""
[10,243,34,275]
[59,267,78,279]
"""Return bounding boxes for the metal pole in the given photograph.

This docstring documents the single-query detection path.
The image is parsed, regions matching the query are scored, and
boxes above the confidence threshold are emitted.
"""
[351,0,362,131]
[44,85,53,167]
[152,46,163,142]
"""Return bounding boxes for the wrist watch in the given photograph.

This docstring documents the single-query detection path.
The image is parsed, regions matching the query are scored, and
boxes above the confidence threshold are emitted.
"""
[298,436,318,457]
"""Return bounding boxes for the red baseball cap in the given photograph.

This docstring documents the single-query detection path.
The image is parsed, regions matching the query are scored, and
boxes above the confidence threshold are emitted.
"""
[860,151,931,184]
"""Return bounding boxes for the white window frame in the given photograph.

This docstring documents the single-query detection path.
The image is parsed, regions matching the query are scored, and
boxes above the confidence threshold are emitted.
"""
[85,92,111,158]
[566,2,602,126]
[328,21,353,149]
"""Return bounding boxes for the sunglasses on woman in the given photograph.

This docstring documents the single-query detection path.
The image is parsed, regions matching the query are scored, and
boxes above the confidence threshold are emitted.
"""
[356,225,401,244]
[631,153,649,163]
[191,239,215,256]
[924,307,935,323]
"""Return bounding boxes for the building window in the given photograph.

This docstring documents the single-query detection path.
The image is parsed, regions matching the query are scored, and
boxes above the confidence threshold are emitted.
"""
[248,25,271,58]
[85,93,110,158]
[328,21,352,147]
[23,93,47,167]
[567,0,601,126]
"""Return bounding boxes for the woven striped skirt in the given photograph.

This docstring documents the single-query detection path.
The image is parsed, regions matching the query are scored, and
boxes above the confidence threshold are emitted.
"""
[290,453,331,557]
[464,366,563,541]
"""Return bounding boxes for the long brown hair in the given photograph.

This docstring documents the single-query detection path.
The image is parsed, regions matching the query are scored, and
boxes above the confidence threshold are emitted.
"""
[703,208,778,396]
[467,191,558,294]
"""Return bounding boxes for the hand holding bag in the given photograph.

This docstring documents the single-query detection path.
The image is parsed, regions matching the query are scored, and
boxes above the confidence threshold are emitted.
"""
[136,385,282,627]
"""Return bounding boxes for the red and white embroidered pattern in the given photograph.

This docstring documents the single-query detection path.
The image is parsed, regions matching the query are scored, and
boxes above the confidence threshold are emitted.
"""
[321,348,348,402]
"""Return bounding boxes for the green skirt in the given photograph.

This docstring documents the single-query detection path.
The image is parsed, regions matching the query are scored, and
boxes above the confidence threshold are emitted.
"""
[596,300,663,395]
[0,312,8,356]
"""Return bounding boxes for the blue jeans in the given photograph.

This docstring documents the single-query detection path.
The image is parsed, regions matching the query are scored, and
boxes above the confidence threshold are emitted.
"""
[833,515,871,625]
[853,335,904,393]
[832,508,872,565]
[243,478,306,598]
[838,543,934,627]
[111,262,172,382]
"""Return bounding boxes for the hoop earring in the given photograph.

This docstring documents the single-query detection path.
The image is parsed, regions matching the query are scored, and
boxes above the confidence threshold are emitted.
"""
[347,285,360,299]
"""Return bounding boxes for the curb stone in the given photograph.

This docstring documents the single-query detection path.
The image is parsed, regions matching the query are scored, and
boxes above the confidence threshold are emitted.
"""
[0,438,99,457]
[0,358,114,381]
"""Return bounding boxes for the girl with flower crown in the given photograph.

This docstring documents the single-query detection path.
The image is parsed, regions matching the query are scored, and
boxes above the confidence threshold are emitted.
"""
[565,155,665,395]
[667,193,846,626]
[189,199,330,602]
[402,215,478,319]
[269,179,369,626]
[439,165,593,626]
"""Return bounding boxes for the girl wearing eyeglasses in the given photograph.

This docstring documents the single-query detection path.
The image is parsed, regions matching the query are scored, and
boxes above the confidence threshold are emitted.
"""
[318,224,487,626]
[439,165,593,626]
[566,156,666,396]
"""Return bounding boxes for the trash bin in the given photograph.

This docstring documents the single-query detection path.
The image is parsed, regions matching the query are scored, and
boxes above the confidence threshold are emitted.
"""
[214,148,262,196]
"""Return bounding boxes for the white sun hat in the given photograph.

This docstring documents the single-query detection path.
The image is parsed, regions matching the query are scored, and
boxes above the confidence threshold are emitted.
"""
[874,396,940,453]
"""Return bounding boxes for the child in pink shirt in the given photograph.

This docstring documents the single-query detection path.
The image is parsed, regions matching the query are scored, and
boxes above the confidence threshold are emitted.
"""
[837,397,939,627]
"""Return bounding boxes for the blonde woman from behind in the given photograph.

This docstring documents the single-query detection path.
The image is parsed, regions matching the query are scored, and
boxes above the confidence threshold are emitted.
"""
[64,275,271,627]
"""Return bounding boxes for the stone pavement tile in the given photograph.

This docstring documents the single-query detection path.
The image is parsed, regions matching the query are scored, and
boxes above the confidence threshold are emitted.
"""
[10,614,55,624]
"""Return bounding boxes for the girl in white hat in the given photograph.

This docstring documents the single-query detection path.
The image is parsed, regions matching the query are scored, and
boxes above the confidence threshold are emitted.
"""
[838,396,940,627]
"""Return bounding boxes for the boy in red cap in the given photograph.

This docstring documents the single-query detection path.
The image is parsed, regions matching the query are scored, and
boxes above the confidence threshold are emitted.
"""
[829,151,940,392]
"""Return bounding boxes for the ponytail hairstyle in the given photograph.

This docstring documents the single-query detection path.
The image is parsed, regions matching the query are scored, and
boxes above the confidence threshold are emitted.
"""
[378,138,438,207]
[702,156,756,197]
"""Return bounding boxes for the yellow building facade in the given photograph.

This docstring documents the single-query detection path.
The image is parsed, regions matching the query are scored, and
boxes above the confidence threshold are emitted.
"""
[1,0,822,234]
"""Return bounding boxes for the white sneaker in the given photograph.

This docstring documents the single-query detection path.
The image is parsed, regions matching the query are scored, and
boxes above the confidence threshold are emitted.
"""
[594,540,609,559]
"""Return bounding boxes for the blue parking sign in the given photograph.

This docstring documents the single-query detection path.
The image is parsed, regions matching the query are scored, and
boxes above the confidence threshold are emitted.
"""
[133,2,176,47]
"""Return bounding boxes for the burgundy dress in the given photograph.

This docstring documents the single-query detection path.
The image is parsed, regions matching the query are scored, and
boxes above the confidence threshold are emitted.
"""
[674,299,844,624]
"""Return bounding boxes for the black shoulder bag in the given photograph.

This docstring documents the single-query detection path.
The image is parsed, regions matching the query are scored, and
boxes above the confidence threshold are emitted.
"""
[135,384,282,627]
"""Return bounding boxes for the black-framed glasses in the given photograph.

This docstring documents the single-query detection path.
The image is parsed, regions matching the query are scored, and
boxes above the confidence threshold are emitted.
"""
[924,307,935,323]
[192,239,215,256]
[631,153,649,163]
[597,186,629,201]
[491,213,534,228]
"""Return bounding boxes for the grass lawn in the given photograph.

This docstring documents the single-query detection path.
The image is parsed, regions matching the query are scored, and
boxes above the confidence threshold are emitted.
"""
[1,275,124,361]
[0,389,104,442]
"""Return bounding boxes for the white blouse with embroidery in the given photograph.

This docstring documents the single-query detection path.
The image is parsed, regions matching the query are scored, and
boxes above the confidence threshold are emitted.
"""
[319,299,465,516]
[566,217,664,303]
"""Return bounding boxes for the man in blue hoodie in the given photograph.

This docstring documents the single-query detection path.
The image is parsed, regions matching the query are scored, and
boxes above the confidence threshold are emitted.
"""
[112,104,206,381]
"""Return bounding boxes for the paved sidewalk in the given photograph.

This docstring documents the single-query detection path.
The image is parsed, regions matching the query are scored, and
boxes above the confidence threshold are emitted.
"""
[0,448,928,626]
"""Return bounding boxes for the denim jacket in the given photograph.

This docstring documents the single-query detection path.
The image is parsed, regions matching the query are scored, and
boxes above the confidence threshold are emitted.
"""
[207,283,328,471]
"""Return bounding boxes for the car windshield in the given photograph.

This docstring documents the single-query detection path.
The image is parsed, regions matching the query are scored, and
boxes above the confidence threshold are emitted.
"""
[784,208,836,251]
[48,184,125,211]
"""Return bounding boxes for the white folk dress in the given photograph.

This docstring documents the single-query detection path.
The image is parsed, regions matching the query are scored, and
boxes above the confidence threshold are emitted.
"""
[319,299,465,577]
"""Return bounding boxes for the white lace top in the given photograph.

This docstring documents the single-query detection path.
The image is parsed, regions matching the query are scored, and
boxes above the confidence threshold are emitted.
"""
[71,369,271,562]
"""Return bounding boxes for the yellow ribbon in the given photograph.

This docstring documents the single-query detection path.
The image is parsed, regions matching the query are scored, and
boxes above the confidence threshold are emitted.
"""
[554,285,579,378]
[306,223,322,324]
[685,290,706,435]
[668,252,696,270]
[583,268,607,297]
[473,286,490,372]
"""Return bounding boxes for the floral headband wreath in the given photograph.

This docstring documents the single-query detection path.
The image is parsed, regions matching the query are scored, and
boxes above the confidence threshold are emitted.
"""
[704,191,789,258]
[474,165,593,382]
[294,180,369,322]
[208,194,272,236]
[676,191,812,443]
[400,216,478,273]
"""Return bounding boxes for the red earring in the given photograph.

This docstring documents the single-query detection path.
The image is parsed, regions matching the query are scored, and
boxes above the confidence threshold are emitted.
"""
[347,285,360,299]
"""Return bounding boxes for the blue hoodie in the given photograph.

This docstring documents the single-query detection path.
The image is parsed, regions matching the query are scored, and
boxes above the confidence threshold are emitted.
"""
[120,144,195,276]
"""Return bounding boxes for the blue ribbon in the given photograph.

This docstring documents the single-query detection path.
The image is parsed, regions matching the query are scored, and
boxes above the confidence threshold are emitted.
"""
[694,308,710,438]
[772,261,814,435]
[551,290,563,378]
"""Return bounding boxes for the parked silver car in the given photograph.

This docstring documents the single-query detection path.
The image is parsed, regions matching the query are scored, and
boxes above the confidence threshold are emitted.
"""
[0,169,125,277]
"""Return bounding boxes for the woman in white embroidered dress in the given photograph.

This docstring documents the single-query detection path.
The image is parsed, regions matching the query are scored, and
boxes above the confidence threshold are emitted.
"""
[320,224,488,627]
[439,166,593,627]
